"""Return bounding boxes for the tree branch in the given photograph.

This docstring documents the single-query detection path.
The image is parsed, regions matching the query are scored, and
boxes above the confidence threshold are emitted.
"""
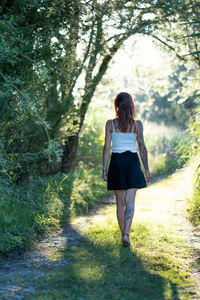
[151,34,187,61]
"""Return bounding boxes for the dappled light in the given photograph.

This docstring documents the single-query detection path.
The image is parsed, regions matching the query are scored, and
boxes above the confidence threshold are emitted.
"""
[0,0,200,299]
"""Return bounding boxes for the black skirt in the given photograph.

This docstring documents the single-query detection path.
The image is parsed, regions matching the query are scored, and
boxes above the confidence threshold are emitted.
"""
[107,151,147,190]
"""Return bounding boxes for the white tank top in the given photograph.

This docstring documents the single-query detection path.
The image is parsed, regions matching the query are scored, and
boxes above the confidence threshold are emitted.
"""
[111,119,137,153]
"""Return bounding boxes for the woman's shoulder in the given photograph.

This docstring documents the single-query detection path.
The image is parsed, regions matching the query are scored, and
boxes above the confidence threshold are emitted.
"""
[134,119,143,132]
[134,119,143,126]
[105,119,113,131]
[105,119,113,126]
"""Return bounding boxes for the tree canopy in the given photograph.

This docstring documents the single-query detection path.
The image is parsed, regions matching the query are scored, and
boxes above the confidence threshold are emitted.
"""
[0,0,195,180]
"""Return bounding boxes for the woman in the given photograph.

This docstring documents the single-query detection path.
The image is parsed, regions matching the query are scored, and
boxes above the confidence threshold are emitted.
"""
[102,92,152,247]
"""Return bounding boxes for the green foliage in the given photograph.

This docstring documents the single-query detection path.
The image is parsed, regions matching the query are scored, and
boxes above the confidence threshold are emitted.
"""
[0,102,191,254]
[157,8,200,226]
[0,6,64,180]
[144,122,188,176]
[179,15,200,226]
[0,162,111,254]
[0,0,190,177]
[186,107,200,158]
[139,65,198,129]
[0,0,197,255]
[180,20,200,63]
[0,175,63,253]
[69,163,111,215]
[75,110,105,167]
[184,108,200,226]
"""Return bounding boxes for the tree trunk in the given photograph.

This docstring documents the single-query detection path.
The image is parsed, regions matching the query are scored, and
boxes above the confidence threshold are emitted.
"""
[60,134,79,173]
[60,35,130,173]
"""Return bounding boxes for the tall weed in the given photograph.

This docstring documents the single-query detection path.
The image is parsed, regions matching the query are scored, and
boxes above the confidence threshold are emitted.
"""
[143,122,188,176]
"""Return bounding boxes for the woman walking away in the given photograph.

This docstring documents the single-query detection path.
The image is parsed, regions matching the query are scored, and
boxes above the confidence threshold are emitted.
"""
[102,92,152,247]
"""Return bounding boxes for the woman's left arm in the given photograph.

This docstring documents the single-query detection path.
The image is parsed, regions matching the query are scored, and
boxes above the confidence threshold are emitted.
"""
[102,120,112,181]
[136,120,152,182]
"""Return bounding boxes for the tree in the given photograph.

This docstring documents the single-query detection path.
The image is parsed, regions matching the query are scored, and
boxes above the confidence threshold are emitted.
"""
[0,0,189,178]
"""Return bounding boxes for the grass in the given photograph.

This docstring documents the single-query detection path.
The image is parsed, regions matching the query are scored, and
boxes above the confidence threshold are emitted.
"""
[26,229,194,300]
[25,167,197,300]
[0,163,111,255]
[143,121,187,177]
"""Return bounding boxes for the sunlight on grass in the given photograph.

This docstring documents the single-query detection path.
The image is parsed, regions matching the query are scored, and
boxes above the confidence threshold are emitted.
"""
[26,165,197,300]
[80,166,197,299]
[136,165,194,229]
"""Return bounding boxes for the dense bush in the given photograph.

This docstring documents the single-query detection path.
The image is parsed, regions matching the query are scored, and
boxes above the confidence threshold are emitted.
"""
[0,175,63,253]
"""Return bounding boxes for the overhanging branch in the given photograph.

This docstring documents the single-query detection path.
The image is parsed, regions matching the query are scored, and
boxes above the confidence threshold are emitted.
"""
[151,34,187,62]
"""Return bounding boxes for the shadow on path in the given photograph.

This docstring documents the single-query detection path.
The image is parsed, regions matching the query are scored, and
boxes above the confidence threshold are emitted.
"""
[1,170,195,299]
[0,219,180,300]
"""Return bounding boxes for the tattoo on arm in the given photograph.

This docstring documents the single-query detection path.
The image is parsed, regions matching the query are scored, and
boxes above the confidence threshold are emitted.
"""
[136,121,149,171]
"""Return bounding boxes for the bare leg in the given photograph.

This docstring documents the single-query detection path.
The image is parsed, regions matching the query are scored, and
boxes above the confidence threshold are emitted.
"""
[124,188,137,242]
[114,190,125,235]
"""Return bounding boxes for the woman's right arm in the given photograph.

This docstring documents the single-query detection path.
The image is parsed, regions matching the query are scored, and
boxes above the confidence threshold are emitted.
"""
[102,120,112,181]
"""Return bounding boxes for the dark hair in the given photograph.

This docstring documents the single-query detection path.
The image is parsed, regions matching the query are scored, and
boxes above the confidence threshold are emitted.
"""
[114,92,136,132]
